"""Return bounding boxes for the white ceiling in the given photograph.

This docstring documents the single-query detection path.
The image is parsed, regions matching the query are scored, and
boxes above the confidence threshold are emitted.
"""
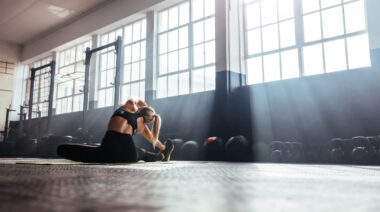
[0,0,108,45]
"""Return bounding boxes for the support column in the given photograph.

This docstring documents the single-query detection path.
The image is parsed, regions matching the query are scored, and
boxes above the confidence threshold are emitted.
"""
[28,69,35,121]
[47,58,56,133]
[114,36,123,110]
[89,35,98,109]
[145,11,155,104]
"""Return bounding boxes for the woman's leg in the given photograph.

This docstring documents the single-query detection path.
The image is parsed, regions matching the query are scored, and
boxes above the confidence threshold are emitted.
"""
[57,144,103,162]
[100,131,138,162]
[136,147,163,162]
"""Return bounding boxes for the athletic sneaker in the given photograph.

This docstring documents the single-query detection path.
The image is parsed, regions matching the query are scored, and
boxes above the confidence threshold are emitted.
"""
[161,139,174,162]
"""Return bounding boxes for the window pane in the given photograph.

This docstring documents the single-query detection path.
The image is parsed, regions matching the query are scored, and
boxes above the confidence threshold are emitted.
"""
[56,99,62,115]
[159,54,168,75]
[74,79,84,94]
[109,31,116,43]
[302,0,320,14]
[105,88,113,107]
[303,44,324,76]
[247,57,263,85]
[159,11,168,32]
[121,84,130,103]
[205,41,215,65]
[192,68,204,93]
[132,43,140,62]
[278,0,294,20]
[179,72,189,95]
[133,21,141,42]
[247,29,262,55]
[192,0,204,21]
[204,0,215,16]
[124,46,132,64]
[179,27,188,48]
[100,71,106,88]
[205,66,215,91]
[262,24,279,52]
[70,48,76,64]
[344,0,366,33]
[141,19,147,39]
[76,44,83,61]
[168,51,179,73]
[179,2,190,25]
[107,52,115,69]
[140,82,145,100]
[124,25,132,45]
[141,41,146,60]
[131,82,139,98]
[168,74,179,97]
[281,49,299,79]
[321,0,342,9]
[98,89,105,108]
[322,7,344,39]
[263,53,280,82]
[65,50,70,66]
[73,95,83,112]
[193,21,204,44]
[279,19,296,48]
[193,44,205,67]
[140,61,145,80]
[124,64,131,83]
[324,39,347,73]
[347,34,371,69]
[261,0,277,25]
[62,98,67,113]
[246,3,260,30]
[159,33,168,54]
[205,17,215,41]
[169,6,179,29]
[131,62,140,81]
[168,30,179,52]
[107,69,114,86]
[67,97,72,113]
[157,76,167,98]
[179,48,188,70]
[60,52,65,67]
[303,12,322,42]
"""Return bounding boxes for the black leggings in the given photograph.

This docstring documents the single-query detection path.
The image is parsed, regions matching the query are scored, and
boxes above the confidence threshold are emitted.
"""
[57,131,162,162]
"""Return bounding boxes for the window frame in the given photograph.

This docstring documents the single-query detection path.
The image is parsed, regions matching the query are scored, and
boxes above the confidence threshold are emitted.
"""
[242,0,370,85]
[55,40,91,115]
[156,0,216,99]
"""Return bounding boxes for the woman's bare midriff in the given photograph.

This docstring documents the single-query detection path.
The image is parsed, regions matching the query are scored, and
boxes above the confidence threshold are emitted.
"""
[107,116,133,135]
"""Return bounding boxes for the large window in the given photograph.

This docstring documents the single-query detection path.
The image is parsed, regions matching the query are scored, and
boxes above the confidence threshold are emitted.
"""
[157,0,215,98]
[30,57,52,118]
[244,0,371,85]
[122,19,147,103]
[98,28,123,108]
[98,19,147,108]
[56,41,91,115]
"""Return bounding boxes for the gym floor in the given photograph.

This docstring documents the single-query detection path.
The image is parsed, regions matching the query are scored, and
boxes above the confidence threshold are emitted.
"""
[0,159,379,212]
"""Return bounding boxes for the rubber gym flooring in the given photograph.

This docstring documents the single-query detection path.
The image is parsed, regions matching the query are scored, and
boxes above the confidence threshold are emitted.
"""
[0,159,380,212]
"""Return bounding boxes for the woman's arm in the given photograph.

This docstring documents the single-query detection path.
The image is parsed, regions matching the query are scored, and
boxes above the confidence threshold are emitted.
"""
[127,97,147,111]
[137,118,165,150]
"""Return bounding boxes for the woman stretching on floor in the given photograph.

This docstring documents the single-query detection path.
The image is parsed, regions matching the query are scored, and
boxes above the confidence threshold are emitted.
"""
[57,98,174,162]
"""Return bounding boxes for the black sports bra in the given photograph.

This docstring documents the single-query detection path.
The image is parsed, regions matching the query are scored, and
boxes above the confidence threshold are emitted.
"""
[112,109,142,135]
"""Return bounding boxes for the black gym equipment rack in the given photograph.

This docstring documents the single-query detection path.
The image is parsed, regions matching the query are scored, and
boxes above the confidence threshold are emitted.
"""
[83,36,122,134]
[28,61,56,133]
